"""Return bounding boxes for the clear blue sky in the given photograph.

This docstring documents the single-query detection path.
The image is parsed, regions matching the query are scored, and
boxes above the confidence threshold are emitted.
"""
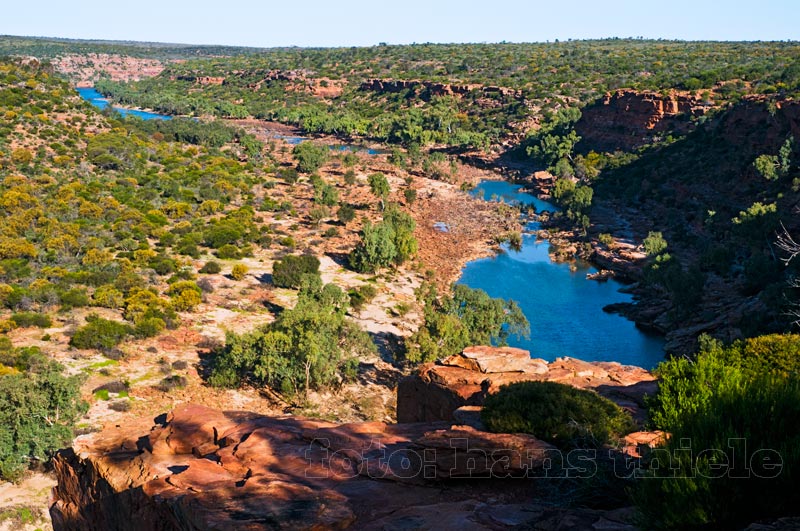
[2,0,798,47]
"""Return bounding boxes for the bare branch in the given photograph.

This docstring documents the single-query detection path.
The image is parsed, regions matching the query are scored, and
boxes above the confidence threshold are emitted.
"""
[776,222,800,265]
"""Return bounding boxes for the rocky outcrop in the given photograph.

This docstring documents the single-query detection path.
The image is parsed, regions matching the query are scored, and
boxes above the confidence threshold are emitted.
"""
[49,403,642,530]
[360,79,523,101]
[52,54,165,86]
[397,346,657,424]
[575,89,711,152]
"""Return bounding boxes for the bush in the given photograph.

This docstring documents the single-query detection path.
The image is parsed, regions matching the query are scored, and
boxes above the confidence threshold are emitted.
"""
[208,281,372,395]
[292,142,329,173]
[231,263,249,281]
[215,244,241,259]
[406,284,529,363]
[348,284,378,312]
[0,349,87,481]
[272,254,320,288]
[648,334,800,432]
[337,204,356,224]
[482,381,635,448]
[634,377,800,529]
[59,288,90,309]
[156,374,187,392]
[199,261,222,274]
[134,317,166,338]
[10,312,51,329]
[69,315,133,351]
[166,281,202,311]
[349,205,417,273]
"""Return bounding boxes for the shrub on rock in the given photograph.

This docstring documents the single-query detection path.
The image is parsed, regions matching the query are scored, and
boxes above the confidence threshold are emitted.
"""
[481,381,635,448]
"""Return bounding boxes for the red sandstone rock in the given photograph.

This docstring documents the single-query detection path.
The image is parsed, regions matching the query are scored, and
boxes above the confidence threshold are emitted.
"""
[56,404,626,530]
[575,89,711,152]
[397,347,657,424]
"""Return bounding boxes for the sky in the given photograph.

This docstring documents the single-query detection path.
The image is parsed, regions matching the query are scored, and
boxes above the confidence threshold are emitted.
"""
[2,0,798,47]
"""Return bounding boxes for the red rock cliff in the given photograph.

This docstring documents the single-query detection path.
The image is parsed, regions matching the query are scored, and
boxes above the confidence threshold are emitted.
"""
[575,89,711,152]
[50,402,646,530]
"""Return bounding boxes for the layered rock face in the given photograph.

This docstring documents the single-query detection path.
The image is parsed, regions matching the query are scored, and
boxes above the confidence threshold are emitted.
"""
[360,79,523,101]
[50,347,657,530]
[575,90,710,152]
[50,403,639,530]
[397,346,657,424]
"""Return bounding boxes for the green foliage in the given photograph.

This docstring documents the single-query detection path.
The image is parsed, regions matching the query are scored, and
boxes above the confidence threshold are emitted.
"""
[367,173,390,209]
[754,136,794,180]
[292,142,329,173]
[482,381,635,448]
[349,205,417,273]
[348,284,378,312]
[754,154,780,181]
[732,202,779,241]
[649,333,800,432]
[635,375,800,530]
[526,108,582,172]
[199,261,222,274]
[69,314,133,351]
[406,283,529,363]
[10,312,51,329]
[231,263,248,281]
[0,347,87,481]
[643,231,668,256]
[166,281,202,311]
[337,204,356,224]
[272,254,320,289]
[208,281,373,395]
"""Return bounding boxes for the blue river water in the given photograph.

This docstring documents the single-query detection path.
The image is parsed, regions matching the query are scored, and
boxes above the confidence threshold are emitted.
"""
[459,181,665,368]
[77,87,171,120]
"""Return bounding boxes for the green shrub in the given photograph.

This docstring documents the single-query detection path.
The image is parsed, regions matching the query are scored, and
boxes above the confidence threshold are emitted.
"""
[348,284,378,312]
[208,281,372,395]
[10,312,51,329]
[292,142,329,173]
[272,254,320,289]
[166,281,202,311]
[199,261,222,274]
[482,381,635,448]
[156,374,187,392]
[59,288,90,309]
[134,317,166,338]
[69,315,133,351]
[648,334,800,432]
[231,263,249,281]
[0,349,87,481]
[215,244,241,259]
[92,285,124,308]
[406,284,528,363]
[634,376,800,530]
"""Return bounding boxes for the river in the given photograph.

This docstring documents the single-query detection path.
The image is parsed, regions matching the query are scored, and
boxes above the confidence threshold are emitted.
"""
[459,180,665,368]
[77,87,171,120]
[75,88,663,367]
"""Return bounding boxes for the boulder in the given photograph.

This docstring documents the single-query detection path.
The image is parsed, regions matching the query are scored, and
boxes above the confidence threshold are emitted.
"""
[397,347,657,424]
[55,405,631,530]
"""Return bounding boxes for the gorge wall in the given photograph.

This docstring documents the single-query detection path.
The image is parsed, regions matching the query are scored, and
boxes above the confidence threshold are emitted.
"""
[575,89,711,152]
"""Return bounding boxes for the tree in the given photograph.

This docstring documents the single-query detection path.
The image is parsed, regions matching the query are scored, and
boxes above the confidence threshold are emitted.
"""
[337,204,356,224]
[643,231,668,256]
[368,173,390,210]
[272,254,320,289]
[208,281,374,397]
[349,221,396,273]
[406,284,529,363]
[292,142,329,173]
[0,348,87,481]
